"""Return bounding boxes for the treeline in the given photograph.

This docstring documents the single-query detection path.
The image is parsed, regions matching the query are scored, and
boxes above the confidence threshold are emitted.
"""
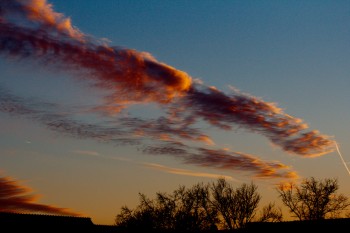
[115,177,350,232]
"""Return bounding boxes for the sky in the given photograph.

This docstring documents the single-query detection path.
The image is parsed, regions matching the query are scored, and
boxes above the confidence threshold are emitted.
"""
[0,0,349,225]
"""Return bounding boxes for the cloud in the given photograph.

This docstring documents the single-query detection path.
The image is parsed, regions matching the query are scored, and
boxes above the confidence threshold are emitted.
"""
[0,174,81,216]
[0,4,192,105]
[142,143,298,179]
[0,0,336,180]
[0,89,297,179]
[143,162,237,181]
[72,149,131,162]
[72,150,100,157]
[0,0,84,39]
[175,85,335,156]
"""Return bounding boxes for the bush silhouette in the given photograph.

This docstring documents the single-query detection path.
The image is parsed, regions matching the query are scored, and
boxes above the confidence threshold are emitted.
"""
[115,178,261,231]
[115,176,350,232]
[276,177,350,220]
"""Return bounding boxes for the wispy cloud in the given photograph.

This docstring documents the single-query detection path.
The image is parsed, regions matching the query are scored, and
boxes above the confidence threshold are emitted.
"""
[143,162,237,181]
[0,84,297,179]
[142,143,298,179]
[0,0,336,180]
[0,174,81,216]
[71,149,131,162]
[72,150,101,157]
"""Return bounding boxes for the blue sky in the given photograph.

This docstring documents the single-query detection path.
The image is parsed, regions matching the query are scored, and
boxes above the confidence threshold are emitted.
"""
[0,0,349,225]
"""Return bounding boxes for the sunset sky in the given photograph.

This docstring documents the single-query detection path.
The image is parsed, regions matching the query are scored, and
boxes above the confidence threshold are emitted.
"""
[0,0,349,225]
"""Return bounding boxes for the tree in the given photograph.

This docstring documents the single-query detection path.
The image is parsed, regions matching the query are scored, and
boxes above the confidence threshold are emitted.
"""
[115,193,157,231]
[115,178,261,231]
[257,202,283,222]
[210,178,235,230]
[234,182,261,227]
[115,183,219,232]
[346,211,350,218]
[210,178,261,229]
[170,183,219,232]
[276,177,350,220]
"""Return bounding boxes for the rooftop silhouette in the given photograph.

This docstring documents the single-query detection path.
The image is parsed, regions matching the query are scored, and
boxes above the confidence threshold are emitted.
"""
[0,212,118,233]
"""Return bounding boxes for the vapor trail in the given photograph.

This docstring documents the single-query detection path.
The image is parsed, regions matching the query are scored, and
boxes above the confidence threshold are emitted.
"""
[334,142,350,176]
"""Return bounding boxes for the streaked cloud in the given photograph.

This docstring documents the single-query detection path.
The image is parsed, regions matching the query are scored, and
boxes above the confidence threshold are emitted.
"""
[0,0,336,180]
[71,149,131,162]
[144,162,237,181]
[72,150,100,157]
[142,143,298,179]
[0,87,297,179]
[0,174,81,216]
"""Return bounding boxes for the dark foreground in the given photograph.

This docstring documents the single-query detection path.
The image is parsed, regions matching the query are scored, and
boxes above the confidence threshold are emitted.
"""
[1,212,350,233]
[0,212,117,233]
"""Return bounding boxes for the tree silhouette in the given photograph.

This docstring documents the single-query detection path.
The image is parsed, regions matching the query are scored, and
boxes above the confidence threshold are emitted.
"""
[257,202,283,222]
[115,194,157,231]
[115,176,350,232]
[210,178,235,230]
[210,178,261,229]
[115,178,262,231]
[115,183,219,232]
[276,177,350,220]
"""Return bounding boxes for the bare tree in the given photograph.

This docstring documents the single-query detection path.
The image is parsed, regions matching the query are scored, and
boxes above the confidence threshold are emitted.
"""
[210,178,235,230]
[115,183,219,232]
[171,183,218,232]
[210,178,261,229]
[115,205,134,228]
[115,193,157,231]
[276,177,350,220]
[346,211,350,218]
[257,202,283,222]
[233,182,261,228]
[116,178,262,231]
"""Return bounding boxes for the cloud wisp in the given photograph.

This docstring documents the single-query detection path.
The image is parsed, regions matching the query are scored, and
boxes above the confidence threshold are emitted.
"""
[0,0,336,180]
[143,162,237,181]
[0,174,81,215]
[0,88,296,179]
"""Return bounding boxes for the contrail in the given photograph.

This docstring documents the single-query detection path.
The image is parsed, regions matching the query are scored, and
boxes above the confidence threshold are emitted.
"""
[334,141,350,175]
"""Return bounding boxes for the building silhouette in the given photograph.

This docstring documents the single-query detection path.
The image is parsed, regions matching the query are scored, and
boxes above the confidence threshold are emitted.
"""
[0,212,118,233]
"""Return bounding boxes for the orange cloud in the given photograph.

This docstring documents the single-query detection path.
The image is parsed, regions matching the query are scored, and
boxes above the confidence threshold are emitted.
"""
[0,175,81,216]
[0,0,336,180]
[0,83,299,180]
[176,85,335,157]
[142,143,299,180]
[143,162,237,181]
[2,0,83,39]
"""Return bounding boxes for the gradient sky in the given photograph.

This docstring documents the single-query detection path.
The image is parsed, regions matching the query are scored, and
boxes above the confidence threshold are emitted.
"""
[0,0,349,225]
